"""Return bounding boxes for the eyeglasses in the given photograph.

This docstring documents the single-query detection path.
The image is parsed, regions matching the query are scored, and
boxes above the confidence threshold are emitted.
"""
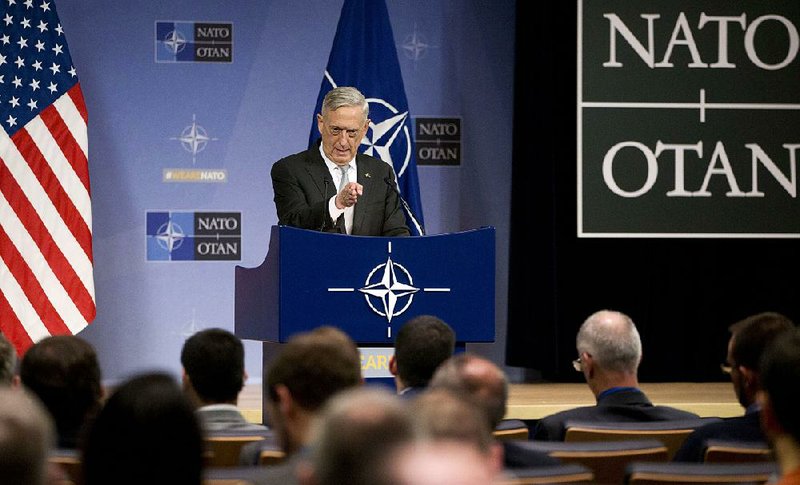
[325,125,361,139]
[572,358,583,372]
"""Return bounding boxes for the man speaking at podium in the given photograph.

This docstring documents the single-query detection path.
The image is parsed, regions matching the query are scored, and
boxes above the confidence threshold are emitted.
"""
[271,87,410,237]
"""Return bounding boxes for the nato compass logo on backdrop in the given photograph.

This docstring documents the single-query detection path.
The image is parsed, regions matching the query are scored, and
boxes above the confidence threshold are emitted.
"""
[401,23,438,64]
[155,21,233,63]
[361,98,413,180]
[163,114,227,183]
[327,241,450,338]
[146,211,241,261]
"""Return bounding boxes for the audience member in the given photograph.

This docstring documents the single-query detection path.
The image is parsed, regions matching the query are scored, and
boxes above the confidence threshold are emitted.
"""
[430,353,561,468]
[81,372,204,485]
[390,315,455,397]
[20,335,103,448]
[533,310,698,441]
[385,441,504,485]
[758,328,800,485]
[674,312,795,461]
[297,386,414,485]
[181,328,267,433]
[409,388,504,478]
[240,326,362,474]
[0,333,19,387]
[0,387,54,485]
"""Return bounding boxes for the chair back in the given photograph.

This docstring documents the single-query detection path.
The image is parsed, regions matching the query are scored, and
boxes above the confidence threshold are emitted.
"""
[500,464,594,484]
[494,419,530,441]
[204,435,267,467]
[703,439,773,463]
[49,449,81,485]
[204,466,271,485]
[564,418,720,460]
[513,439,668,484]
[259,448,287,466]
[625,461,779,484]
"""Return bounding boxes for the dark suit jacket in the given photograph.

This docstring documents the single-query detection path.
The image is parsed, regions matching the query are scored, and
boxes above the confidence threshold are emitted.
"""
[672,410,764,462]
[271,140,410,236]
[503,441,562,469]
[532,388,699,441]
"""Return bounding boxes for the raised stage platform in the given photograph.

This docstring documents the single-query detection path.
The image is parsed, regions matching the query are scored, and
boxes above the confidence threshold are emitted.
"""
[238,382,740,424]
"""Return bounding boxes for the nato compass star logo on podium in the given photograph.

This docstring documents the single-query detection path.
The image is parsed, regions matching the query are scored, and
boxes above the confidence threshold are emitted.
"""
[328,241,450,338]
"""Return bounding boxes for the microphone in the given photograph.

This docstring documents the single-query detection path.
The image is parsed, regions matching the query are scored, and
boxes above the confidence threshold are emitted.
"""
[384,176,426,236]
[319,179,330,232]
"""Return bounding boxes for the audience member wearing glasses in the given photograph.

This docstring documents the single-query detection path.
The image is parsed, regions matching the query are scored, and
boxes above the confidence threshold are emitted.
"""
[532,310,698,441]
[674,312,795,462]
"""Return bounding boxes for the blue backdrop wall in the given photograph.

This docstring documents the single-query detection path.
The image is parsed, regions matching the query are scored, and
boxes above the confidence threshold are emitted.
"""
[56,1,516,383]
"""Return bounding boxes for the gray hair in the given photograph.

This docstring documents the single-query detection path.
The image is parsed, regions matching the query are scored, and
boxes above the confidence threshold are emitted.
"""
[0,334,16,386]
[576,310,642,373]
[322,86,369,120]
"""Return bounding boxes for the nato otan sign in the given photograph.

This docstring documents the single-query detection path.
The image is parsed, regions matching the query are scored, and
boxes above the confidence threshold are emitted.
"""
[579,1,800,237]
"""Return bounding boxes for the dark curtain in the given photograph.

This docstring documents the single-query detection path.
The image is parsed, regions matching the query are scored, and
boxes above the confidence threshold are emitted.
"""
[507,2,800,382]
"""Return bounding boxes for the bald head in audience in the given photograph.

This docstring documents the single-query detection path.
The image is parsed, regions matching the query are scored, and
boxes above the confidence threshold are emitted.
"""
[575,309,642,396]
[430,353,508,429]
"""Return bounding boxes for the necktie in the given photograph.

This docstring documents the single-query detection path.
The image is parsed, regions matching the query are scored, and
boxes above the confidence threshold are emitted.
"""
[338,165,350,191]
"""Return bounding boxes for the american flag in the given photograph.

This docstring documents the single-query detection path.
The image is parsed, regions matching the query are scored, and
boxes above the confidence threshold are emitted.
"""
[0,0,94,354]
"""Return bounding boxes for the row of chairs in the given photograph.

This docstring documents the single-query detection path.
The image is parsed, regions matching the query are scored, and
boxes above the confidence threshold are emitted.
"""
[496,417,775,484]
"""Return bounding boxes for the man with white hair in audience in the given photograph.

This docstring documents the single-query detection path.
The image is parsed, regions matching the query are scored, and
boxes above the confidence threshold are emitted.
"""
[533,309,698,441]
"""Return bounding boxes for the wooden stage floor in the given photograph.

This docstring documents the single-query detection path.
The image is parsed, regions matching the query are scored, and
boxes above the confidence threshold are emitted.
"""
[238,382,741,424]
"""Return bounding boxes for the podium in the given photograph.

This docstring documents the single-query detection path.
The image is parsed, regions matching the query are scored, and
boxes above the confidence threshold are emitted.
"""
[235,225,495,344]
[234,225,495,421]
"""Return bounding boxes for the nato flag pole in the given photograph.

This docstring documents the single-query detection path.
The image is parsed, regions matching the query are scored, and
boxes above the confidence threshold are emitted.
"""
[308,0,425,236]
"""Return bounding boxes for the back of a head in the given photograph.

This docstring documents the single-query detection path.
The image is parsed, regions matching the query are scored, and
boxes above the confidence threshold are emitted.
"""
[20,335,102,447]
[387,441,500,485]
[395,315,456,388]
[409,388,495,455]
[576,310,641,373]
[181,328,244,403]
[81,372,203,485]
[267,326,361,412]
[0,333,17,386]
[760,328,800,444]
[0,388,54,485]
[729,312,795,370]
[429,353,508,429]
[311,386,413,485]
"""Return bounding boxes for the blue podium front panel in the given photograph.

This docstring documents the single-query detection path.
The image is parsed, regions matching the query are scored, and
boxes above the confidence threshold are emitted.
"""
[235,226,495,344]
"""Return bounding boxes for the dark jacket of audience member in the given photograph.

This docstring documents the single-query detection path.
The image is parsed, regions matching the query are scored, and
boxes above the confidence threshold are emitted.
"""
[20,335,103,448]
[674,312,794,462]
[81,372,204,485]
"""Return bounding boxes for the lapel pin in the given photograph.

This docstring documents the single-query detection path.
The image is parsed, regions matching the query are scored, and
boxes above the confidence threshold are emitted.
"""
[364,173,371,178]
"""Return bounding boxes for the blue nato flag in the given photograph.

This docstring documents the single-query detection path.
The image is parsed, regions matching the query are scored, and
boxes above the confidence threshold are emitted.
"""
[308,0,425,236]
